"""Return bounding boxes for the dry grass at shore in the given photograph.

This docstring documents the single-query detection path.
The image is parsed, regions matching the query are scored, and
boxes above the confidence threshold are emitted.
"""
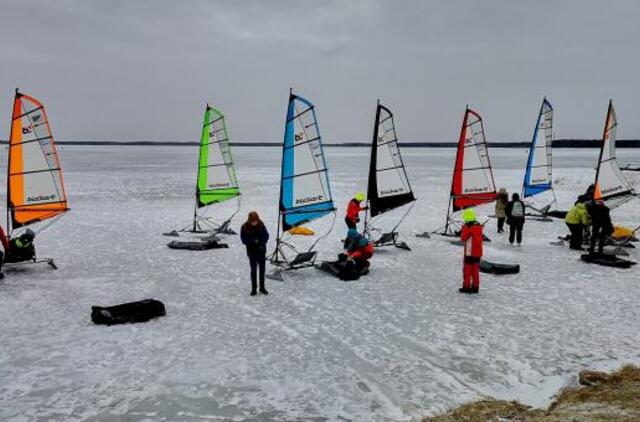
[424,364,640,422]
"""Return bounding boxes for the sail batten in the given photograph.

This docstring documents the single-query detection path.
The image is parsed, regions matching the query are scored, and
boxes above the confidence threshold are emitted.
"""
[523,98,553,198]
[8,91,69,231]
[196,106,239,208]
[450,108,497,212]
[278,92,334,231]
[594,101,635,208]
[366,102,415,218]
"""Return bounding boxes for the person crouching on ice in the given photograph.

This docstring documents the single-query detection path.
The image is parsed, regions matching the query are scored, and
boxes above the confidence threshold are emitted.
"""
[345,192,367,230]
[347,235,374,275]
[460,209,483,294]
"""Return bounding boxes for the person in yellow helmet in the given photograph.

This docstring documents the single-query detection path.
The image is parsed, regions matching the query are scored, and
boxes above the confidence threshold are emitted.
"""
[345,192,368,230]
[460,208,483,294]
[565,195,590,250]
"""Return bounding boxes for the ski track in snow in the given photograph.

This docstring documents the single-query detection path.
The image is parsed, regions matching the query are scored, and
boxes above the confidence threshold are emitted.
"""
[0,146,639,421]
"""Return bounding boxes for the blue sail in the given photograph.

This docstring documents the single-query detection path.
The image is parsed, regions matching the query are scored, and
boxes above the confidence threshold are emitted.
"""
[279,93,334,231]
[523,98,553,198]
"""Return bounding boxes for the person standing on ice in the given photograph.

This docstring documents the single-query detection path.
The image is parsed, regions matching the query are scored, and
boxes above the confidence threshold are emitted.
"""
[505,193,526,246]
[495,188,508,233]
[565,195,590,250]
[586,200,614,255]
[345,192,367,230]
[460,209,483,294]
[240,211,269,296]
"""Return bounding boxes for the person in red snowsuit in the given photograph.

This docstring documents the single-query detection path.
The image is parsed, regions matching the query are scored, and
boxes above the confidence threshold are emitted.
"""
[460,209,483,294]
[347,236,374,273]
[0,224,9,278]
[345,192,366,230]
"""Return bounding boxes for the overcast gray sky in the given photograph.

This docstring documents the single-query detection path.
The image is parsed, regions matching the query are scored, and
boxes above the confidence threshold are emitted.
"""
[1,0,639,143]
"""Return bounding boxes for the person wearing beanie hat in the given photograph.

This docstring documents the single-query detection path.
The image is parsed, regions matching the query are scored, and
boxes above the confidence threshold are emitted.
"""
[460,208,483,294]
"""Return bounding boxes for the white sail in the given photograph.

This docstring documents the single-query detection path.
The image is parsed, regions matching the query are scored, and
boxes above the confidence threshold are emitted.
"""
[594,101,635,208]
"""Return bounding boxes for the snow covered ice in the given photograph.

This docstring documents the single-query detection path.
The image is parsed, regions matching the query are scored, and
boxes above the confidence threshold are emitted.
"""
[1,145,639,421]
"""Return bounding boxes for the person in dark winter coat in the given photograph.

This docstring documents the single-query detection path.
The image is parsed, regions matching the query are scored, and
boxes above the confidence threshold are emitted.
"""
[240,211,270,296]
[586,200,614,255]
[505,192,526,246]
[495,188,508,233]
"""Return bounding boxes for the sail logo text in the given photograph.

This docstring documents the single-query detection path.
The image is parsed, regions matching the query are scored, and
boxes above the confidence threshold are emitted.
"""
[296,195,323,205]
[208,183,230,188]
[464,187,489,193]
[27,194,56,203]
[380,188,404,195]
[602,185,623,194]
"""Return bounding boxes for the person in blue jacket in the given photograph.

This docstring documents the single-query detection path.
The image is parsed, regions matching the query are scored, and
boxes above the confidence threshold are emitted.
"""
[240,211,270,296]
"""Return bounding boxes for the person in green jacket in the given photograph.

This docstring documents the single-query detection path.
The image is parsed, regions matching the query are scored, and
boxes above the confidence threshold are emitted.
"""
[565,195,590,250]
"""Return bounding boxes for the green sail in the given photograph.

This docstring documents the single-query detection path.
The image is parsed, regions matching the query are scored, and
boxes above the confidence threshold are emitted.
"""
[197,106,239,207]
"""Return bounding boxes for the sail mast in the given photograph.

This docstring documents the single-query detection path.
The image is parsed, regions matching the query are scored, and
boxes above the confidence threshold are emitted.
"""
[364,99,381,232]
[7,89,18,233]
[594,99,613,194]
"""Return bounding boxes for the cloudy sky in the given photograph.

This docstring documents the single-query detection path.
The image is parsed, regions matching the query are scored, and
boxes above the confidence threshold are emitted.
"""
[1,0,639,143]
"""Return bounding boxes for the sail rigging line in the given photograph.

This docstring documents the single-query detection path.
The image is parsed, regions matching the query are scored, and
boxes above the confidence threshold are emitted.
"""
[270,90,336,271]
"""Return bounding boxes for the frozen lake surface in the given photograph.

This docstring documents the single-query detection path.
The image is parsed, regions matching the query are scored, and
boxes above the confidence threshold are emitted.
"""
[1,145,639,421]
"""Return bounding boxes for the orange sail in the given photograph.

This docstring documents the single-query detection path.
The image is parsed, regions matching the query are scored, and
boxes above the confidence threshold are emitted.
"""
[8,91,68,230]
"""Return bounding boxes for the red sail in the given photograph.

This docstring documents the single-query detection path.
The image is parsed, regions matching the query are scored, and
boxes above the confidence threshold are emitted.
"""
[450,108,497,211]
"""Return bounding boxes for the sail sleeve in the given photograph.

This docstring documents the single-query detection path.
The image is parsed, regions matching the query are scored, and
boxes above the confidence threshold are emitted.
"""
[367,103,415,217]
[8,92,69,229]
[279,93,335,231]
[594,101,635,208]
[523,98,553,197]
[450,108,497,211]
[196,106,240,207]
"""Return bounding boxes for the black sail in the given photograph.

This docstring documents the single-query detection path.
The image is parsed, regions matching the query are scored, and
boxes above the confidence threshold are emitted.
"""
[367,102,415,217]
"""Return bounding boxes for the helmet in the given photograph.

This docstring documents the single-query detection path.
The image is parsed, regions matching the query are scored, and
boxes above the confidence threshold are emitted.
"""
[358,237,369,247]
[21,229,35,242]
[346,228,359,239]
[354,192,365,202]
[462,208,476,223]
